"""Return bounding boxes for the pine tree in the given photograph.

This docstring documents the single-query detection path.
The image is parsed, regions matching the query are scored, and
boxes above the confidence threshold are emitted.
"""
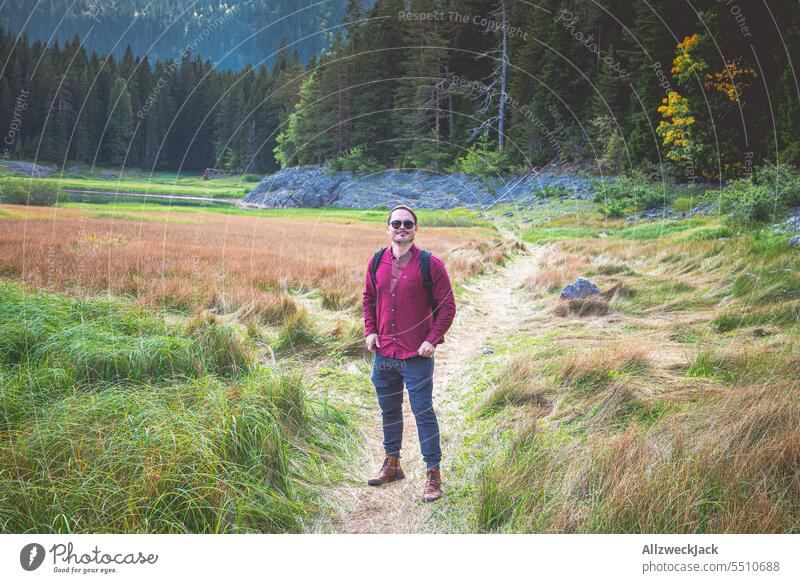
[393,0,451,169]
[105,77,134,165]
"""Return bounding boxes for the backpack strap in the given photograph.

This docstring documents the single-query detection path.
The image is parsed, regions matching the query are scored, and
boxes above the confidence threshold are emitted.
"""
[370,247,387,289]
[420,250,440,322]
[419,250,433,291]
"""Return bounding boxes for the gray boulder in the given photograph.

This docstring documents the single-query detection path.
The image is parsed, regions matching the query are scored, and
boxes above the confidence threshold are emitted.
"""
[560,277,601,300]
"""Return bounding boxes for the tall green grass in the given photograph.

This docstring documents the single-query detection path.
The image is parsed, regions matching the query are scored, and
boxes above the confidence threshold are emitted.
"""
[0,283,248,384]
[0,283,355,533]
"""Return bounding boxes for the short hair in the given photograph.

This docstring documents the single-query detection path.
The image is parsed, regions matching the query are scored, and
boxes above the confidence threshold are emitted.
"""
[387,204,418,225]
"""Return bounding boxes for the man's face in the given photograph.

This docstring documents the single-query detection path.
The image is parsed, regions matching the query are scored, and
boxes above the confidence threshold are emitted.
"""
[387,209,418,244]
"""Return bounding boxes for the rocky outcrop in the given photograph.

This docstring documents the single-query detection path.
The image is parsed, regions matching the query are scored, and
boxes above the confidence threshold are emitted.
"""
[239,166,595,210]
[0,160,56,178]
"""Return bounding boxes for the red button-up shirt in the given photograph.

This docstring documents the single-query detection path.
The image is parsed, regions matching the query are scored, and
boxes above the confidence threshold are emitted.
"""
[363,243,457,359]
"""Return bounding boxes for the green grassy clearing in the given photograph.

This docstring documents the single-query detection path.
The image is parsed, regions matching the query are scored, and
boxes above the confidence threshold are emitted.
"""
[20,171,261,199]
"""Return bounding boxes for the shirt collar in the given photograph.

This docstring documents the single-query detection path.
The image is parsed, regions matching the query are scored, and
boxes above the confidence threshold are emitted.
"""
[391,243,417,261]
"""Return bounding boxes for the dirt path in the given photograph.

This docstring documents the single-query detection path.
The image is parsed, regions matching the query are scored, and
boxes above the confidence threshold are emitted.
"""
[326,244,543,533]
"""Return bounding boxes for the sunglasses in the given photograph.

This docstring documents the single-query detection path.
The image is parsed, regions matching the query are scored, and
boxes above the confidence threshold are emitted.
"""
[389,220,415,229]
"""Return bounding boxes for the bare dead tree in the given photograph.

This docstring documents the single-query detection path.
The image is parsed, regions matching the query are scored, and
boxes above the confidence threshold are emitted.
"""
[468,0,509,153]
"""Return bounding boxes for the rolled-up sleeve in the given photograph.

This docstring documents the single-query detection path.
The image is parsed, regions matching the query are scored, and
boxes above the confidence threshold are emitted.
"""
[424,256,456,345]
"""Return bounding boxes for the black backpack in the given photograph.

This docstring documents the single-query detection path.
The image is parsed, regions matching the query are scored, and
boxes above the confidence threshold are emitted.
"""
[369,247,440,321]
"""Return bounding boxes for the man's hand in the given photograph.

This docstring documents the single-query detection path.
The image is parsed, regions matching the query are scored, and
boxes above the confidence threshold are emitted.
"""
[366,333,381,353]
[418,341,435,358]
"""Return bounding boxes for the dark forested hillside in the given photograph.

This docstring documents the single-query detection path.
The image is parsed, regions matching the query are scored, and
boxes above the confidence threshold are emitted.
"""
[0,26,304,172]
[1,0,798,177]
[0,0,373,70]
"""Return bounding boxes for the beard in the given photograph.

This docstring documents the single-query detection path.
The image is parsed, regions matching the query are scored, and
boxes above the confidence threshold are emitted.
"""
[393,231,414,243]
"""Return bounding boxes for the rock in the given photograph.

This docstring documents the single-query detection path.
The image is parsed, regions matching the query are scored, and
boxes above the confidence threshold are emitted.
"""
[789,235,800,247]
[751,325,779,337]
[769,207,800,237]
[0,159,56,177]
[240,165,596,210]
[482,347,494,355]
[67,164,91,175]
[99,172,117,179]
[559,277,601,300]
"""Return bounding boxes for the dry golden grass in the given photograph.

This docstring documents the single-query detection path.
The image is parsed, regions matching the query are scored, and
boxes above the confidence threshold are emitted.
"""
[481,369,800,533]
[0,205,495,316]
[481,353,553,414]
[573,379,800,532]
[559,343,650,390]
[476,222,800,533]
[552,295,611,316]
[522,248,589,295]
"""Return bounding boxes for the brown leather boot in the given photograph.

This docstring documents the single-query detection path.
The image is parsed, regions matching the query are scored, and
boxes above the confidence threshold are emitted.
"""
[367,455,405,486]
[422,467,442,502]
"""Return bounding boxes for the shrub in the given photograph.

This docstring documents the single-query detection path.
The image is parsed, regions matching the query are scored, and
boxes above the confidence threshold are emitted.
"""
[594,176,675,217]
[600,198,629,218]
[539,184,570,199]
[0,178,58,206]
[323,147,382,176]
[452,134,512,178]
[714,164,800,224]
[672,196,695,212]
[715,180,778,224]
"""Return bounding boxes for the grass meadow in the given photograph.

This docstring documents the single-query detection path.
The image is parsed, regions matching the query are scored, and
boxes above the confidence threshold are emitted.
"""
[2,191,799,533]
[0,167,264,199]
[465,215,800,533]
[0,199,506,533]
[0,204,496,316]
[0,281,357,532]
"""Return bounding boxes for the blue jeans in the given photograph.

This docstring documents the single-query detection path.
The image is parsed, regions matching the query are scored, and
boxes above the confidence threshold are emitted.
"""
[371,352,441,469]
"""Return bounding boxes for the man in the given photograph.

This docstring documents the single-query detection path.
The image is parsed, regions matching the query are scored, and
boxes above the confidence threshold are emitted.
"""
[362,204,456,502]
